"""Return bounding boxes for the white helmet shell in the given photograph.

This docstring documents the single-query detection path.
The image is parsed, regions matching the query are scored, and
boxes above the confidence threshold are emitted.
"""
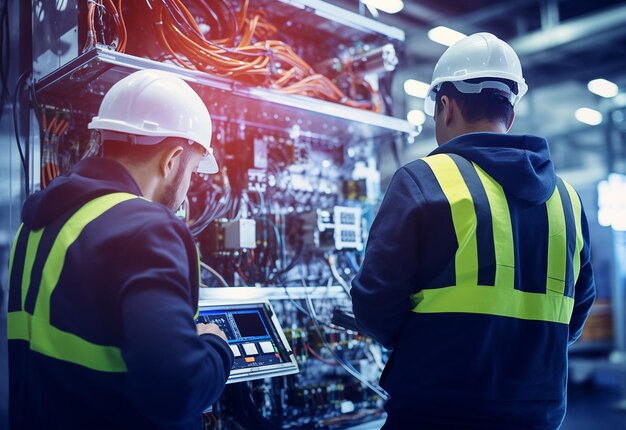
[424,32,528,116]
[89,69,218,174]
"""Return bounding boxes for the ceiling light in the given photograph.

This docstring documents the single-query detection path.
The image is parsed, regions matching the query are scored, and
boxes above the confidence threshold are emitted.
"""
[427,26,467,46]
[615,93,626,105]
[575,107,603,126]
[360,0,404,15]
[597,174,626,231]
[404,79,430,98]
[587,78,619,98]
[407,109,426,126]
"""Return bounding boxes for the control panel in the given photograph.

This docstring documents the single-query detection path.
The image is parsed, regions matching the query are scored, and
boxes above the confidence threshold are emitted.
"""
[197,301,299,383]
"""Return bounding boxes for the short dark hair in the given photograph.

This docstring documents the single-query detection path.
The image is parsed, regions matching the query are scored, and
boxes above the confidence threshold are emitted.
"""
[435,78,517,126]
[102,137,198,166]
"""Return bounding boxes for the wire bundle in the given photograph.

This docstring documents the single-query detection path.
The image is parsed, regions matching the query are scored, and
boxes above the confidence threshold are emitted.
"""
[188,169,235,236]
[41,112,70,189]
[142,0,379,110]
[83,0,127,53]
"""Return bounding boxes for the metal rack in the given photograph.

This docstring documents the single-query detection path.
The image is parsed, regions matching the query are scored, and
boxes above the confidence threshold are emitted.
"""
[199,285,348,302]
[253,0,405,42]
[34,47,420,141]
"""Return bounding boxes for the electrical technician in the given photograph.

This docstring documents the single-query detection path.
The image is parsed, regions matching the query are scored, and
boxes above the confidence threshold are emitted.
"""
[7,69,234,429]
[351,33,595,429]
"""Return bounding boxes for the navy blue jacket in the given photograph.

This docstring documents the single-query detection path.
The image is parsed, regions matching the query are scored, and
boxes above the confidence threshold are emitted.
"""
[9,157,233,430]
[352,133,595,429]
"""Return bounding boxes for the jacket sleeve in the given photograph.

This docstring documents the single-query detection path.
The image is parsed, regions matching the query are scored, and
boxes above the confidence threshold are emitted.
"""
[117,215,234,425]
[568,206,596,345]
[351,167,424,349]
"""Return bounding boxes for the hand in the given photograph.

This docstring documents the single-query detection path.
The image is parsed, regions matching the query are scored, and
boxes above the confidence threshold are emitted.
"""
[197,322,228,343]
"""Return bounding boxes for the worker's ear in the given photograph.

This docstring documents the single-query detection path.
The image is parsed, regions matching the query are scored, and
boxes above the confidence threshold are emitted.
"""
[440,95,454,126]
[506,110,516,132]
[159,144,184,179]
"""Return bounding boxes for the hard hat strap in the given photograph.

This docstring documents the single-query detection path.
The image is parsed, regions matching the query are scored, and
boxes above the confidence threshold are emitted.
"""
[450,80,517,105]
[100,130,170,146]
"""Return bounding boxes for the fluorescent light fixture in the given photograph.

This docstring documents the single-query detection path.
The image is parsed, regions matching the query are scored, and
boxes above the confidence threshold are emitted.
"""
[575,107,603,126]
[587,78,619,98]
[407,109,426,126]
[361,0,404,14]
[404,79,430,98]
[598,174,626,231]
[428,26,467,46]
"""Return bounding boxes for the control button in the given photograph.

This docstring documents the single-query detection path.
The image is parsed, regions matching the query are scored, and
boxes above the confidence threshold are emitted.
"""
[242,343,258,356]
[259,341,274,354]
[245,357,255,363]
[229,345,241,357]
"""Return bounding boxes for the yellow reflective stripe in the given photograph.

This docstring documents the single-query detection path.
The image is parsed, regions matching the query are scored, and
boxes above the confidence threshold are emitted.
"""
[545,187,567,295]
[412,285,574,324]
[473,163,515,289]
[21,229,44,309]
[34,193,137,321]
[8,223,24,290]
[562,181,583,285]
[423,154,478,288]
[8,311,127,372]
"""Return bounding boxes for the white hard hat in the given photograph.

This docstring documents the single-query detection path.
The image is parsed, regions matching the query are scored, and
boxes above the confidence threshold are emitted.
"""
[89,69,218,174]
[424,32,528,116]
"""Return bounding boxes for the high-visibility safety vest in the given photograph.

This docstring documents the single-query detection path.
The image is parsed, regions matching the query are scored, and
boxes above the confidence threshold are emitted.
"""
[411,154,584,324]
[7,192,140,373]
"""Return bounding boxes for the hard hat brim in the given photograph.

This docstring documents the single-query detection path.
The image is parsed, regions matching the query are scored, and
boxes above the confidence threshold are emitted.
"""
[197,153,219,174]
[423,73,529,117]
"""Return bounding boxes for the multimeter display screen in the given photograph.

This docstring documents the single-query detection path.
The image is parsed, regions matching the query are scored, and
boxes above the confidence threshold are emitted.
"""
[197,306,288,370]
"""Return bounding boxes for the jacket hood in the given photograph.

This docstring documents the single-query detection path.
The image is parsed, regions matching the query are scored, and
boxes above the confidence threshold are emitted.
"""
[430,133,556,205]
[22,157,143,230]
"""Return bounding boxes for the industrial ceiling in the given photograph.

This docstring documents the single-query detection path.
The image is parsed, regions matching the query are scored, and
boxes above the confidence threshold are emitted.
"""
[331,0,626,185]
